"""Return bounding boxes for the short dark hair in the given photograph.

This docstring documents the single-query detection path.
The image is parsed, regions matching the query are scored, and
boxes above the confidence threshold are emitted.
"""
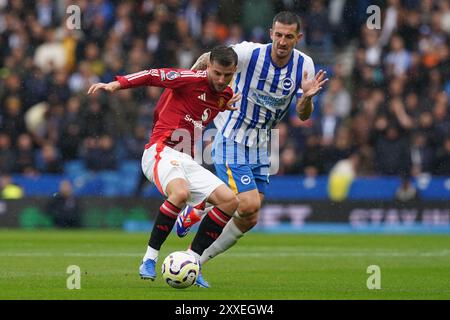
[272,11,301,32]
[210,45,238,67]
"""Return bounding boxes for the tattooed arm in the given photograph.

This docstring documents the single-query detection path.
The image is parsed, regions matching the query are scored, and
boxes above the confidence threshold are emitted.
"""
[191,52,210,71]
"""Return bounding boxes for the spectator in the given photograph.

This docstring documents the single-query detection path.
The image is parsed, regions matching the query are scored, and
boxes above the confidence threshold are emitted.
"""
[395,176,419,202]
[0,174,24,199]
[81,98,110,138]
[1,95,26,145]
[46,180,81,228]
[13,133,38,175]
[59,96,83,160]
[36,142,64,174]
[279,144,302,175]
[397,8,421,52]
[323,126,354,173]
[0,133,15,174]
[107,87,139,137]
[410,132,434,176]
[385,35,411,77]
[321,77,351,119]
[433,136,450,175]
[304,0,331,50]
[374,125,412,176]
[82,135,117,171]
[301,134,325,176]
[328,152,361,202]
[68,61,100,93]
[123,124,149,160]
[51,69,71,103]
[316,102,340,147]
[361,27,382,67]
[33,28,66,74]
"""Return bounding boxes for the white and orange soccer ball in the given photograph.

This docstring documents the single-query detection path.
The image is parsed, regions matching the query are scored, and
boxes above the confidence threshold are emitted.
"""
[161,251,199,289]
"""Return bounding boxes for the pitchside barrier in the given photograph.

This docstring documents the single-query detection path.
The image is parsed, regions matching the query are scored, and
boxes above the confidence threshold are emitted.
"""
[10,171,450,200]
[0,198,448,233]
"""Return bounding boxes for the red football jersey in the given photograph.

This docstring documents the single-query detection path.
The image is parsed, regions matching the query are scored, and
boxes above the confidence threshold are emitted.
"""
[115,68,233,156]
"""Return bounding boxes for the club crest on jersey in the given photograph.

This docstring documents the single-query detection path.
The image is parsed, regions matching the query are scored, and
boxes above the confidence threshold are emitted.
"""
[282,78,294,91]
[202,108,211,122]
[218,97,226,109]
[166,71,180,80]
[241,175,251,185]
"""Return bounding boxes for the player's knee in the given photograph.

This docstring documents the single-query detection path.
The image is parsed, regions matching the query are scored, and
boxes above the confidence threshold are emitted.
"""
[171,188,190,204]
[221,190,239,213]
[239,198,261,215]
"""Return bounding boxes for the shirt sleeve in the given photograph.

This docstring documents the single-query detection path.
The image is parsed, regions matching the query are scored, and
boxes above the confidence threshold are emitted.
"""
[296,55,316,97]
[115,68,205,90]
[231,41,257,73]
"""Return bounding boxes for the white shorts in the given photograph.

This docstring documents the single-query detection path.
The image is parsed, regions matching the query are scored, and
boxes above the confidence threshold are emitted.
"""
[141,143,225,207]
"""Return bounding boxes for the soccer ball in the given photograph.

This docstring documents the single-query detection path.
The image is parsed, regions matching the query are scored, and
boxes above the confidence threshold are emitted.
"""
[161,251,199,289]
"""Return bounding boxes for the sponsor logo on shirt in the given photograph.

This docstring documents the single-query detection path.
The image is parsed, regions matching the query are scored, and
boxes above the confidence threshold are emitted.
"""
[252,92,288,108]
[184,114,204,129]
[201,108,211,122]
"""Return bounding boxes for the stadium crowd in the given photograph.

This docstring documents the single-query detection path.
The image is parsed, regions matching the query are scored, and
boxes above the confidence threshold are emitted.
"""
[0,0,449,183]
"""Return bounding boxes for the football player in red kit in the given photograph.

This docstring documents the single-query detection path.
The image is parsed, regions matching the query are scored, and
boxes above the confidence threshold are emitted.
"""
[87,45,240,288]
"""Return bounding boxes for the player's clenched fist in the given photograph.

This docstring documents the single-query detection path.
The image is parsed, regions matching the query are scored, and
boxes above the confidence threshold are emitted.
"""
[87,81,121,95]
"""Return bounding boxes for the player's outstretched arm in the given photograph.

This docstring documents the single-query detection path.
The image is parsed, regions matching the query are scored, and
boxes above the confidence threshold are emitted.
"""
[191,52,210,71]
[87,81,121,95]
[296,70,328,120]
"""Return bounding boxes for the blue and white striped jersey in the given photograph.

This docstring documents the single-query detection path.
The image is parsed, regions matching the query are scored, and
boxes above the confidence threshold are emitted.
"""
[214,41,315,148]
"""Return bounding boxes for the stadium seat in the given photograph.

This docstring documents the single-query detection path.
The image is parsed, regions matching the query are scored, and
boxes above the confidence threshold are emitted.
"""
[98,171,122,196]
[118,160,141,196]
[64,160,87,177]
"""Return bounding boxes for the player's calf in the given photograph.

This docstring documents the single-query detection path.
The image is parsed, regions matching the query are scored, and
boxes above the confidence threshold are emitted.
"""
[234,210,259,232]
[188,186,238,262]
[233,191,261,232]
[140,179,190,280]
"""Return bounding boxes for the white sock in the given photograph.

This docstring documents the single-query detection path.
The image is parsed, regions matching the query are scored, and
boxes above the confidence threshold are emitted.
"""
[143,246,159,262]
[200,218,244,265]
[187,249,201,262]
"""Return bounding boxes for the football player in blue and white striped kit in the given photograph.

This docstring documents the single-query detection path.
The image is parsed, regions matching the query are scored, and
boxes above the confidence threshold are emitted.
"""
[177,11,328,280]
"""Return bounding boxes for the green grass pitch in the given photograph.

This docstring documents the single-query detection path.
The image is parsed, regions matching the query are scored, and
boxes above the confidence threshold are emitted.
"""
[0,230,449,300]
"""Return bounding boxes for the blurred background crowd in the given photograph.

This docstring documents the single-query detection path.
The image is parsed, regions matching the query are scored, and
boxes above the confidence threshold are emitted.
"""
[0,0,449,187]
